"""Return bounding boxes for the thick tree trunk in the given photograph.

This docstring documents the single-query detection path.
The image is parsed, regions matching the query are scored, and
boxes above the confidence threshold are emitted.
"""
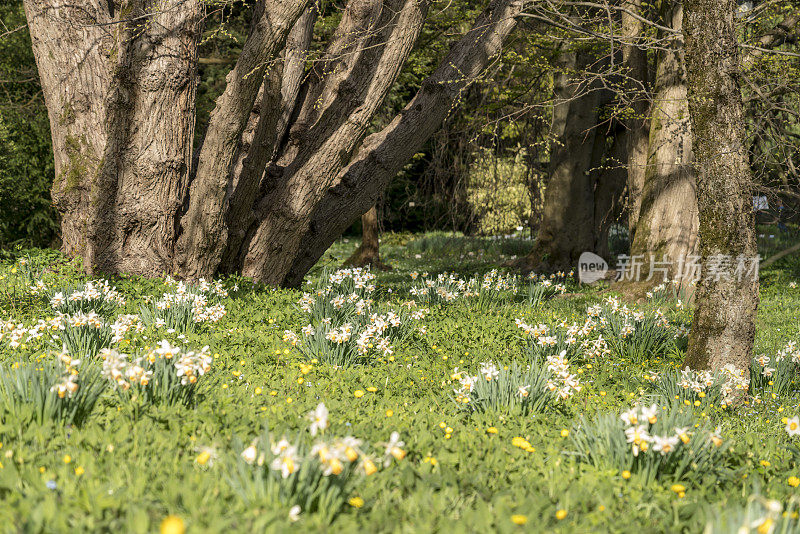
[594,124,629,261]
[344,206,391,269]
[682,0,758,374]
[629,0,698,282]
[218,8,317,273]
[174,0,310,279]
[621,0,650,237]
[24,0,201,276]
[281,0,525,287]
[238,0,431,283]
[27,0,523,286]
[516,49,600,273]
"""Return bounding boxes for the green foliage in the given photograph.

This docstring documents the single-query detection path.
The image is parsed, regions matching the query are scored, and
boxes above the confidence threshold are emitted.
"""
[0,4,57,249]
[569,402,734,485]
[452,360,557,414]
[0,232,799,532]
[0,357,105,426]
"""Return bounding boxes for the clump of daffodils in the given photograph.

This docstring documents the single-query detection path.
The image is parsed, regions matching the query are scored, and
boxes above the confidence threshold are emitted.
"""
[0,352,106,426]
[516,317,610,362]
[451,353,579,413]
[300,267,376,322]
[705,493,799,534]
[570,402,731,484]
[139,278,227,332]
[524,272,568,307]
[100,341,212,406]
[410,272,468,304]
[46,279,126,316]
[226,403,405,524]
[646,365,748,407]
[750,341,800,396]
[588,297,679,362]
[286,269,427,367]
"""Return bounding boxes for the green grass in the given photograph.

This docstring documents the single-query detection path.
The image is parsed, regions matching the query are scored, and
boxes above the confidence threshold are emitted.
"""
[0,228,800,532]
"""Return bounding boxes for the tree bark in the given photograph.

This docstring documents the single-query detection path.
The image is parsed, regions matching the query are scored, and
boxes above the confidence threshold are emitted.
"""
[218,7,317,273]
[593,123,629,261]
[343,205,392,269]
[516,49,601,273]
[281,0,525,287]
[629,0,698,282]
[682,0,758,374]
[621,0,650,237]
[174,0,310,279]
[239,0,431,283]
[24,0,201,276]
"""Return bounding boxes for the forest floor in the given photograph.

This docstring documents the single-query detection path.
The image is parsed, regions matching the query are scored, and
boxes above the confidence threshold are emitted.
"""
[1,226,799,533]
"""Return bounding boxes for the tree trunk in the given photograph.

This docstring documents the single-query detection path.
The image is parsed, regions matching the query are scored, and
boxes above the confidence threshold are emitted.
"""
[594,123,629,261]
[26,0,523,286]
[24,0,202,276]
[344,206,391,270]
[281,0,525,287]
[238,0,431,284]
[516,49,600,273]
[218,7,317,273]
[629,0,698,282]
[621,0,650,237]
[174,0,310,280]
[682,0,758,374]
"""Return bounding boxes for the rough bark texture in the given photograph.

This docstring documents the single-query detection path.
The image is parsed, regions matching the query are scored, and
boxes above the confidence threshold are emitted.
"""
[682,0,759,373]
[517,49,601,272]
[343,206,392,270]
[621,0,650,237]
[174,0,310,279]
[218,8,317,273]
[593,123,629,261]
[24,0,201,276]
[27,0,523,286]
[239,0,431,283]
[629,0,698,281]
[281,0,525,287]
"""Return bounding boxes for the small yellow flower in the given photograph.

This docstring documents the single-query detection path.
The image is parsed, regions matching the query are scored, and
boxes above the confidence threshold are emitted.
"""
[196,451,211,465]
[63,455,72,464]
[486,427,498,434]
[74,466,85,476]
[366,387,377,393]
[788,476,800,487]
[354,390,365,398]
[598,505,606,512]
[511,514,527,525]
[555,509,567,520]
[560,429,569,438]
[254,387,262,395]
[385,409,394,417]
[269,390,277,396]
[160,515,185,534]
[622,470,631,480]
[670,484,686,495]
[349,496,365,508]
[760,460,771,467]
